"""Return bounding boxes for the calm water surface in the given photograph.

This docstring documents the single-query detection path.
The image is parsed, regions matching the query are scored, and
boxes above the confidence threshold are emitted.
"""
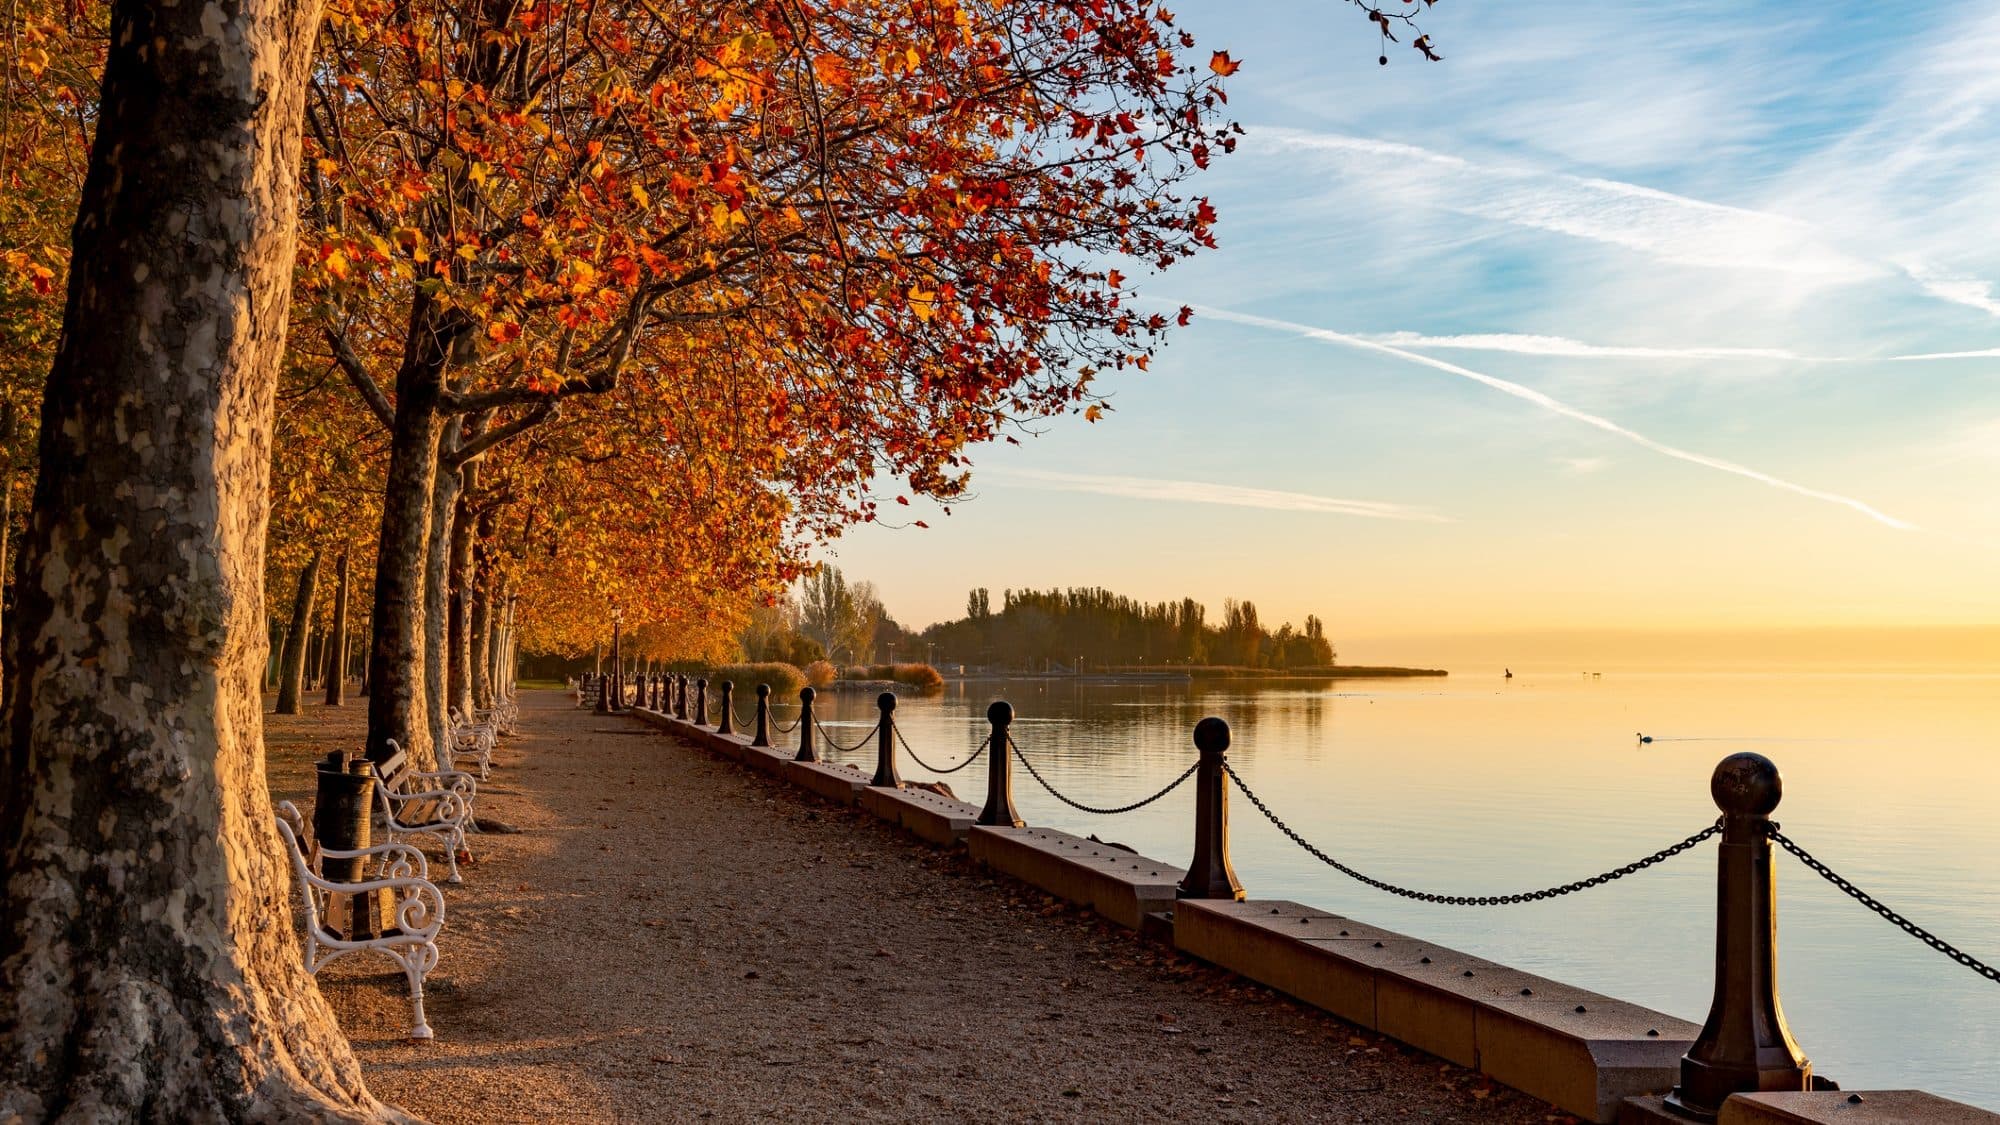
[793,669,2000,1109]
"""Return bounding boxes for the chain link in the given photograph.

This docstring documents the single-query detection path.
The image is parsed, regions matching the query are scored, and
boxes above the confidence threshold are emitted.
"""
[1224,762,1720,906]
[813,717,881,755]
[771,711,802,734]
[1771,827,2000,984]
[1009,736,1199,815]
[894,726,989,775]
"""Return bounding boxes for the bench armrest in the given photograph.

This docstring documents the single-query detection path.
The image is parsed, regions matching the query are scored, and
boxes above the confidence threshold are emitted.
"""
[315,840,430,881]
[410,768,476,796]
[299,869,446,940]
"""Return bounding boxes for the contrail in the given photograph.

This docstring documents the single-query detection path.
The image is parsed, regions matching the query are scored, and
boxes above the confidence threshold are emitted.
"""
[1890,347,2000,361]
[1195,306,1919,532]
[988,467,1449,522]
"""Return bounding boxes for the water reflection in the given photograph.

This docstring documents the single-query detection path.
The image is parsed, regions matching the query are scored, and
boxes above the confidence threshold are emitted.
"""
[800,671,2000,1110]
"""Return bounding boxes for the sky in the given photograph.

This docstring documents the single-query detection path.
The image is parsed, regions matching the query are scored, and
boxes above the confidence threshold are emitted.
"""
[822,0,2000,663]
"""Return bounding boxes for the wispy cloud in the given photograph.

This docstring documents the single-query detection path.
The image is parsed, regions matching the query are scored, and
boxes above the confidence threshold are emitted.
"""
[1890,348,2000,362]
[1195,306,1920,532]
[1367,332,1818,362]
[1253,124,2000,326]
[987,467,1448,522]
[1902,267,2000,319]
[1254,127,1882,284]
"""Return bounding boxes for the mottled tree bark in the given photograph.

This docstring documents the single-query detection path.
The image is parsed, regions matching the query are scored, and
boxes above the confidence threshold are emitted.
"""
[361,301,457,768]
[0,0,406,1114]
[421,427,461,759]
[323,551,349,706]
[444,454,481,719]
[467,551,492,711]
[274,549,321,714]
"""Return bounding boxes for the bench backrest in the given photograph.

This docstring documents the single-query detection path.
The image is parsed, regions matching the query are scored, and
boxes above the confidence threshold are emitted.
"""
[273,801,327,935]
[376,747,411,792]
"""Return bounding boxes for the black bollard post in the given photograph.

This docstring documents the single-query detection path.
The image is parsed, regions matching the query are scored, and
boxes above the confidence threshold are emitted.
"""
[651,676,662,711]
[675,674,688,720]
[976,700,1022,827]
[753,684,772,747]
[870,692,900,788]
[634,673,648,711]
[694,677,708,725]
[717,680,735,734]
[594,670,610,713]
[1665,753,1810,1120]
[1178,717,1245,900]
[794,687,818,762]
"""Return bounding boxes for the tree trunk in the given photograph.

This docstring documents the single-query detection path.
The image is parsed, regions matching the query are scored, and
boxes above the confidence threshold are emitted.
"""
[362,300,456,768]
[0,398,15,704]
[0,405,13,708]
[274,549,322,714]
[491,577,513,699]
[421,429,461,758]
[444,456,478,720]
[468,565,491,711]
[323,551,350,706]
[0,0,402,1112]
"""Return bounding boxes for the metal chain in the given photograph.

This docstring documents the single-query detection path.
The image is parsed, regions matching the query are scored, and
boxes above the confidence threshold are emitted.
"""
[894,727,989,775]
[813,717,881,755]
[729,701,758,731]
[1009,736,1199,815]
[1224,762,1720,906]
[773,714,802,735]
[1771,827,2000,984]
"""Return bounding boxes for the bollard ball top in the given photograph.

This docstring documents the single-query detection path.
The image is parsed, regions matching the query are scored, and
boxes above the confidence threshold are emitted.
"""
[1711,752,1782,815]
[1193,716,1231,756]
[696,676,707,688]
[987,699,1013,725]
[757,683,770,698]
[877,691,898,712]
[799,686,815,703]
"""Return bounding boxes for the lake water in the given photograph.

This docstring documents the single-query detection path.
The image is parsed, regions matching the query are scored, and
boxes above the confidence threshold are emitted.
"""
[794,669,2000,1110]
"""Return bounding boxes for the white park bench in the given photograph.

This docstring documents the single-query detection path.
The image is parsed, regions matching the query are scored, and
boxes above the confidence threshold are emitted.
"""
[447,707,496,779]
[375,740,475,883]
[275,801,444,1039]
[476,694,519,734]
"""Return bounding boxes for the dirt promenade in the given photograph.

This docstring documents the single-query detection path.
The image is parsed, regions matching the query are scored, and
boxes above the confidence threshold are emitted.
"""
[282,691,1571,1123]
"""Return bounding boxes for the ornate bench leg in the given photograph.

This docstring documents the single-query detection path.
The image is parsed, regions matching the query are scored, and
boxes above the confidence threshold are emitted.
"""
[402,941,438,1040]
[441,828,465,884]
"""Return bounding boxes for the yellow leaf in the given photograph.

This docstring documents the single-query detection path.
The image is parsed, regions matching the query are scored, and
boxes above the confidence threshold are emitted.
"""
[907,285,936,321]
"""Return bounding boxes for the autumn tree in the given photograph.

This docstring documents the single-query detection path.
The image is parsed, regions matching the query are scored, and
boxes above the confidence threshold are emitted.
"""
[0,0,411,1113]
[295,0,1235,764]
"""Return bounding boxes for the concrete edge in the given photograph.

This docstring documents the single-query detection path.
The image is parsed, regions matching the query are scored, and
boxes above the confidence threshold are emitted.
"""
[857,786,981,846]
[1174,899,1696,1124]
[966,825,1182,930]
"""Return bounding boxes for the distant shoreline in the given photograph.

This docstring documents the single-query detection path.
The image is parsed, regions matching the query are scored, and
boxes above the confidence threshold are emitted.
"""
[946,665,1448,683]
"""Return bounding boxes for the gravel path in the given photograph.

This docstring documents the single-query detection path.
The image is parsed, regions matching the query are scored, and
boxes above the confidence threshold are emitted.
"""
[299,691,1574,1123]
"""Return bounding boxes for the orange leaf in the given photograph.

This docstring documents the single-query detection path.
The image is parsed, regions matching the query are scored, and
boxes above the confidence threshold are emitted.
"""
[1209,51,1241,76]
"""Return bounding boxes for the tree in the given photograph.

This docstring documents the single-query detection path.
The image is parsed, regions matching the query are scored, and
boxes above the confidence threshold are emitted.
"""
[797,565,861,663]
[0,0,406,1114]
[290,0,1234,764]
[274,549,323,713]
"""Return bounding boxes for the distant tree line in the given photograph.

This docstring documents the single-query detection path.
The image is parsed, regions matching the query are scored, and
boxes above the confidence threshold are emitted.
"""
[736,566,912,667]
[918,587,1335,671]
